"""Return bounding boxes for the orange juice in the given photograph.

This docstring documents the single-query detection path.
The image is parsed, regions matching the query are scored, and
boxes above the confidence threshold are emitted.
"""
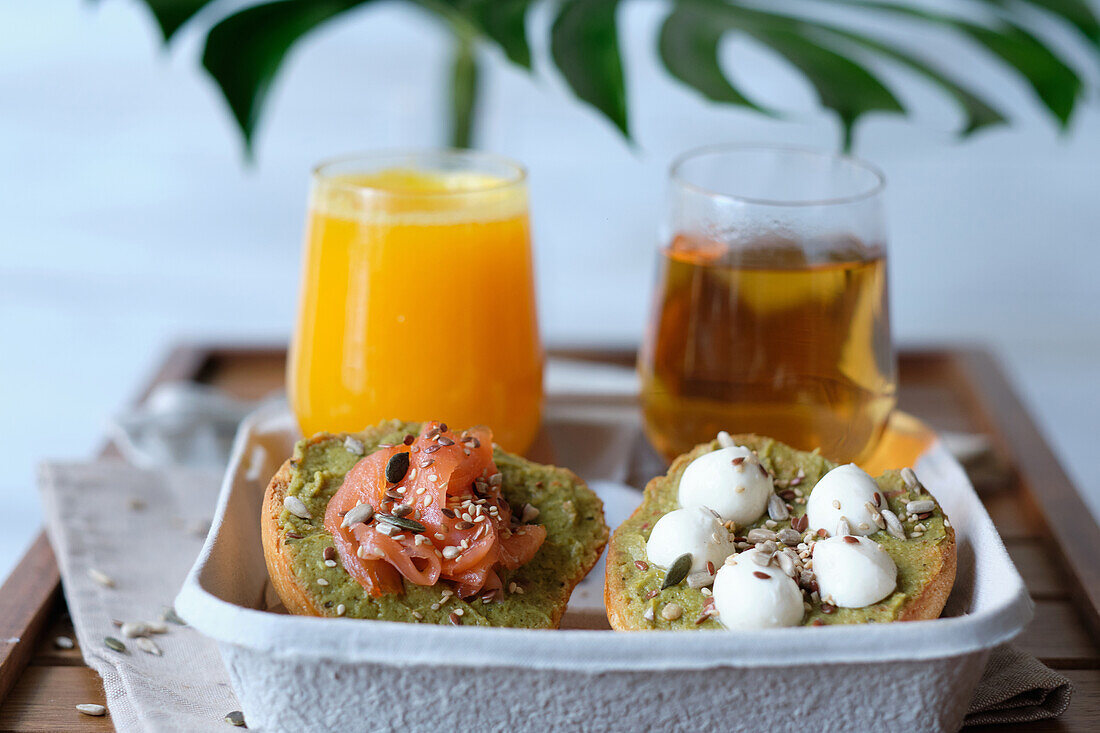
[289,159,542,453]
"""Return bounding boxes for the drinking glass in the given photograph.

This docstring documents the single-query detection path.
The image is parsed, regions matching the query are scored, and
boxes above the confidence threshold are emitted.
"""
[288,150,543,454]
[639,144,896,463]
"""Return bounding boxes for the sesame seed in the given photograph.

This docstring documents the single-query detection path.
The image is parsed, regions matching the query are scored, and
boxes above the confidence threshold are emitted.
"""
[336,604,346,616]
[316,578,329,586]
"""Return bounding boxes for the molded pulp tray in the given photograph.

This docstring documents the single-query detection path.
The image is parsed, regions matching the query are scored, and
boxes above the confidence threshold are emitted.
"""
[176,405,1033,732]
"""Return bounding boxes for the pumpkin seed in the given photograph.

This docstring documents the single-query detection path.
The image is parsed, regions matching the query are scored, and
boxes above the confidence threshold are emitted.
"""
[377,514,426,533]
[104,636,126,653]
[225,710,247,727]
[385,452,410,484]
[661,553,692,589]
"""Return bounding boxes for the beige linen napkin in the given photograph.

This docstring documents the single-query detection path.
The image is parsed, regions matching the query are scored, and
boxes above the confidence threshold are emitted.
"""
[40,460,1073,731]
[39,461,238,732]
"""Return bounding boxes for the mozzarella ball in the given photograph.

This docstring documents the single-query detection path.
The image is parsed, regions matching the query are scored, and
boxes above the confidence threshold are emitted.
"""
[813,535,898,608]
[678,446,773,526]
[806,463,883,536]
[645,507,736,575]
[712,549,804,630]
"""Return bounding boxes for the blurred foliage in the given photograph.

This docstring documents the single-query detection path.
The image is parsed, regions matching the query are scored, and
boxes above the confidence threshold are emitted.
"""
[120,0,1099,155]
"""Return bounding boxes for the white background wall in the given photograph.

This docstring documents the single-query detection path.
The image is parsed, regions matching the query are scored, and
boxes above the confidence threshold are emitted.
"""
[2,1,1098,581]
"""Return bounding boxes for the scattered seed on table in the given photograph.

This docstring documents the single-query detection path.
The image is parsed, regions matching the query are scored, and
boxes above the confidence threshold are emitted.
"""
[160,606,186,625]
[225,710,247,727]
[87,568,115,588]
[76,704,106,717]
[104,636,126,653]
[136,637,162,656]
[54,635,74,650]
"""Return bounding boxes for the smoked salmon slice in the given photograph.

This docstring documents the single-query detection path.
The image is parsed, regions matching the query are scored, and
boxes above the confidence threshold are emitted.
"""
[324,422,547,599]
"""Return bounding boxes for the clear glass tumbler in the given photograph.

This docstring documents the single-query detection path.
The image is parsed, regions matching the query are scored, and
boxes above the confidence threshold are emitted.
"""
[639,144,896,463]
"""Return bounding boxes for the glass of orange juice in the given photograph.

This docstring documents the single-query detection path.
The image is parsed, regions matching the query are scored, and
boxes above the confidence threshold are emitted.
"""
[288,150,543,454]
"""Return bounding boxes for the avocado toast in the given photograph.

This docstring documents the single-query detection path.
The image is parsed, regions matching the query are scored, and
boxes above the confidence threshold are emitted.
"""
[605,433,956,630]
[263,419,608,627]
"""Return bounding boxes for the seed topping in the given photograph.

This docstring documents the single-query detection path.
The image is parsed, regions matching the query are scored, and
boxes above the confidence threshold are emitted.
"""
[661,553,693,589]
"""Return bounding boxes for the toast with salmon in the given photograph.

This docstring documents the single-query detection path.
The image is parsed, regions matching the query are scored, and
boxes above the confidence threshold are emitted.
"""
[262,419,608,627]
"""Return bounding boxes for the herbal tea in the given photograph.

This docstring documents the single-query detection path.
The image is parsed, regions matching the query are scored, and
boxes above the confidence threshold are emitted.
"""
[639,234,896,463]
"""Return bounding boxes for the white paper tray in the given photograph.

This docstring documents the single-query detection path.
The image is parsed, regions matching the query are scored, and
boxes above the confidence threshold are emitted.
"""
[177,404,1032,732]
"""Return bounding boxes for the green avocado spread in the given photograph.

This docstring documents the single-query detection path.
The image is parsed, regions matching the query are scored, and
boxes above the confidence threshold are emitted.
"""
[275,420,607,627]
[608,436,951,629]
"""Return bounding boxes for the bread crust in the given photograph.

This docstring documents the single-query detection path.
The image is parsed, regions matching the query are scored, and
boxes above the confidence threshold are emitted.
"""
[262,430,607,627]
[605,435,957,630]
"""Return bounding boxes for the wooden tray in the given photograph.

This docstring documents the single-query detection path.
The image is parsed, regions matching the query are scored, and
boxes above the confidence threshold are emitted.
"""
[2,345,1098,731]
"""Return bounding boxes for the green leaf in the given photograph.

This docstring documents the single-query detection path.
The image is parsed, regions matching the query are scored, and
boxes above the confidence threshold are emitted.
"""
[658,6,768,112]
[550,0,629,138]
[449,28,480,148]
[982,0,1100,50]
[753,27,905,149]
[849,2,1083,127]
[137,0,216,42]
[817,27,1006,135]
[202,0,373,155]
[461,0,534,68]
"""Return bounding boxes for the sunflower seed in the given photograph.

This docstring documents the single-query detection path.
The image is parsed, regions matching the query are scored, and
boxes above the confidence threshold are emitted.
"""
[135,637,161,656]
[341,503,374,528]
[224,710,247,727]
[777,528,801,546]
[865,501,886,530]
[120,622,158,638]
[76,704,106,716]
[757,540,778,556]
[767,494,789,521]
[343,436,365,455]
[385,452,410,484]
[661,553,692,589]
[643,606,655,621]
[661,602,683,620]
[901,467,923,492]
[716,431,735,448]
[377,514,426,533]
[750,550,773,566]
[392,503,414,518]
[283,495,311,520]
[777,552,797,577]
[836,516,851,536]
[746,528,777,543]
[159,606,185,625]
[906,499,935,514]
[881,508,906,540]
[521,503,540,523]
[686,571,715,589]
[87,568,115,588]
[104,636,126,653]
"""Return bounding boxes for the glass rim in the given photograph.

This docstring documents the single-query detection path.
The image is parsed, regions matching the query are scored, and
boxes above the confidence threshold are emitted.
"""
[312,148,527,197]
[669,143,886,208]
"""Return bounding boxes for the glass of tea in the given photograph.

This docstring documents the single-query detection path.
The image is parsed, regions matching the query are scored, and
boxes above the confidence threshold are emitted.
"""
[288,150,543,454]
[639,144,896,463]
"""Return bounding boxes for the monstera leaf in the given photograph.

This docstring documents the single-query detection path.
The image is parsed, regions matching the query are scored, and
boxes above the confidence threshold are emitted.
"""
[122,0,1099,154]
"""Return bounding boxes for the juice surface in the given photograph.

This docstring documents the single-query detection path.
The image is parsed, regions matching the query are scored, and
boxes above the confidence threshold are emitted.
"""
[289,169,542,453]
[639,234,896,463]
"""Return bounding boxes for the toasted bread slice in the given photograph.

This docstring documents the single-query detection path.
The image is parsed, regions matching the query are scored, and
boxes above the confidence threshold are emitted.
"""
[262,420,608,627]
[605,434,956,630]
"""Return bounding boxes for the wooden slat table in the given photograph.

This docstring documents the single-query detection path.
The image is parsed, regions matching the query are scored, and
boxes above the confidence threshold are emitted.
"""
[1,345,1098,731]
